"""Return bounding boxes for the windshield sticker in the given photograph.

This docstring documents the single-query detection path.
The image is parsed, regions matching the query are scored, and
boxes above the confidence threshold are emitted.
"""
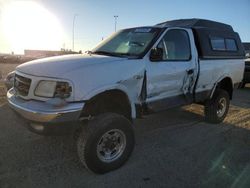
[134,28,152,33]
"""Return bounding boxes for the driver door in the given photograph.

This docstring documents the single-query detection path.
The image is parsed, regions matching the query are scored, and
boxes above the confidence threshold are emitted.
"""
[145,29,197,111]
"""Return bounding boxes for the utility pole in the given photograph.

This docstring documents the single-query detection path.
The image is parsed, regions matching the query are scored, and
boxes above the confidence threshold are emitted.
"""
[72,14,78,51]
[114,15,118,32]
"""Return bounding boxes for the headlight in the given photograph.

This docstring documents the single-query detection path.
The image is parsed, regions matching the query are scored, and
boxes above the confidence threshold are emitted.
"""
[35,81,57,98]
[35,81,72,98]
[54,81,72,98]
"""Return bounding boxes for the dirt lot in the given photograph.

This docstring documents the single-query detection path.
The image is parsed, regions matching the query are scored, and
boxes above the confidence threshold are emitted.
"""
[0,63,19,79]
[0,85,250,188]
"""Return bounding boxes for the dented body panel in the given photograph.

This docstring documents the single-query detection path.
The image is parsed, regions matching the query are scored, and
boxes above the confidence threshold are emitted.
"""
[145,28,199,104]
[14,55,146,119]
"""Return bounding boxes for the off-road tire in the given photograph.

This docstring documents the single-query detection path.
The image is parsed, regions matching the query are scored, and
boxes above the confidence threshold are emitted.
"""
[77,113,135,174]
[204,89,230,124]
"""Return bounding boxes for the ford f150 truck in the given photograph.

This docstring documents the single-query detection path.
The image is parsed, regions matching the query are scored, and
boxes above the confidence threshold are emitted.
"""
[7,19,245,173]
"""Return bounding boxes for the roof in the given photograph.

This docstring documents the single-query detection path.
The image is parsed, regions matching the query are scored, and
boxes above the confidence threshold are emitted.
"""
[156,18,234,31]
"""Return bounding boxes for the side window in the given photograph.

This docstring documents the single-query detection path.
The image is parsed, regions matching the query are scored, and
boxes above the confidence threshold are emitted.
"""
[225,39,237,51]
[210,38,226,51]
[210,37,238,51]
[157,29,191,61]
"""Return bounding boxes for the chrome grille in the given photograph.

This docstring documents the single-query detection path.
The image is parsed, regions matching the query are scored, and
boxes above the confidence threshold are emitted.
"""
[14,74,31,96]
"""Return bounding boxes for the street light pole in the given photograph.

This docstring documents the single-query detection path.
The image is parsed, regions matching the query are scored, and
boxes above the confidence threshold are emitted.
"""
[72,14,78,51]
[114,15,118,32]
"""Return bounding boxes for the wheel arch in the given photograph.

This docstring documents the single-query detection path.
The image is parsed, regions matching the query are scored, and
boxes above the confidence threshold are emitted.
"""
[81,87,136,120]
[210,76,233,99]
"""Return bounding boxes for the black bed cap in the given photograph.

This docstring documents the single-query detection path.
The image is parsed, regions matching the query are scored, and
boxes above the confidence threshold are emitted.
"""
[156,18,233,31]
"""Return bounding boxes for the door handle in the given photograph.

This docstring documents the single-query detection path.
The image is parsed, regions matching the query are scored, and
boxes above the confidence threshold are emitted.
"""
[187,69,194,75]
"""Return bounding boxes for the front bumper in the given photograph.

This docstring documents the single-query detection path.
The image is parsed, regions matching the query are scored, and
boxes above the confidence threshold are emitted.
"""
[7,88,85,135]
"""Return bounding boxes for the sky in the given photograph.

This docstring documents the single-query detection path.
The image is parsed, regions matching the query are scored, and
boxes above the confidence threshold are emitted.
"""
[0,0,250,54]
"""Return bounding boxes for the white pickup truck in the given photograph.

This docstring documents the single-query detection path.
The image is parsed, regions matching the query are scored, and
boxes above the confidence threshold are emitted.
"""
[7,19,245,173]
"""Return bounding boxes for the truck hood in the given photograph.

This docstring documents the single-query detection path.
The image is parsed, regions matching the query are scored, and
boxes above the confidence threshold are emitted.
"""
[16,53,145,102]
[16,54,127,78]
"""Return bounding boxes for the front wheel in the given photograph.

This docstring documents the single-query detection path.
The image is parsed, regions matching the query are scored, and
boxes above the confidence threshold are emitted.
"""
[204,89,230,124]
[77,113,135,174]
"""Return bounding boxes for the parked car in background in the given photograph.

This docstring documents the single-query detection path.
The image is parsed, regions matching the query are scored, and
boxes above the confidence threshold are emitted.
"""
[4,71,15,90]
[241,58,250,88]
[243,42,250,57]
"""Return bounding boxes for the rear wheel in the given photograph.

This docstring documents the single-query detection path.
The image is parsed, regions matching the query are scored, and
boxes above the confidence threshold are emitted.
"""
[204,89,230,124]
[77,113,135,174]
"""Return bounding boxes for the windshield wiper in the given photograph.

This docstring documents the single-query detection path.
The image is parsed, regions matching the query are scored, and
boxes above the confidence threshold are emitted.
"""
[114,52,139,58]
[90,50,139,59]
[92,51,119,57]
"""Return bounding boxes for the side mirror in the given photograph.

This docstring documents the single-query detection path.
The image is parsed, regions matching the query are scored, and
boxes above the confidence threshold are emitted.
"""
[150,48,163,61]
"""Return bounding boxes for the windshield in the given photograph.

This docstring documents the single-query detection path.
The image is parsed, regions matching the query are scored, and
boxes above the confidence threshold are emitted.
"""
[92,27,161,58]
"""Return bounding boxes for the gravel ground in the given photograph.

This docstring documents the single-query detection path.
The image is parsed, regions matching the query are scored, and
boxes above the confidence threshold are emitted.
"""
[0,87,250,188]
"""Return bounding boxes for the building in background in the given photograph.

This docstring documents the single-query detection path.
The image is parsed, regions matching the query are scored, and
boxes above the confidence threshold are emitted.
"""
[24,49,81,58]
[0,49,82,64]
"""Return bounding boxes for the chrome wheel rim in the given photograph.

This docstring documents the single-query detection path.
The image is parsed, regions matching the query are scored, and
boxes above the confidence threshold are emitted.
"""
[217,97,227,118]
[97,129,126,163]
